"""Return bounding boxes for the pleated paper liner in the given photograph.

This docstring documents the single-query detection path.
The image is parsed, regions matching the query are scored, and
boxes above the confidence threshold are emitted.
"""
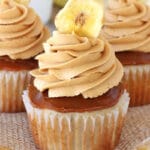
[123,64,150,107]
[23,90,129,150]
[0,71,31,112]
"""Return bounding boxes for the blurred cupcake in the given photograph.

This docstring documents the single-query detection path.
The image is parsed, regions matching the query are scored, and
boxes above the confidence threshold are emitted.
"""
[102,0,150,106]
[23,0,129,149]
[0,0,50,112]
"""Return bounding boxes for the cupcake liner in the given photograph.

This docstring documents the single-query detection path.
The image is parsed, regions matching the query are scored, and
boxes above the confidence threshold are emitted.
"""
[0,70,31,112]
[23,90,129,150]
[123,64,150,107]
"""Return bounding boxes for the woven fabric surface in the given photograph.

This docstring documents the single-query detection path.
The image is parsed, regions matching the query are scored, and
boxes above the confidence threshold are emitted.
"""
[0,113,38,150]
[0,105,150,150]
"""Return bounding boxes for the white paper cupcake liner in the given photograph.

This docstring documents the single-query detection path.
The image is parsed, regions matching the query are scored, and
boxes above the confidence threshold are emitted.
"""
[0,70,31,112]
[123,64,150,107]
[23,90,129,150]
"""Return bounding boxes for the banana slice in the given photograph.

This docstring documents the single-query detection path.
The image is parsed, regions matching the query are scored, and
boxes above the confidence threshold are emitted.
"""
[0,146,11,150]
[136,144,150,150]
[55,0,104,38]
[135,138,150,150]
[139,0,150,4]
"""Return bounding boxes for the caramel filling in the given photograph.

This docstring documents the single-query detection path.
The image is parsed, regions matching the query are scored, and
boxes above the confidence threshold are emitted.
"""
[116,51,150,65]
[28,84,124,113]
[0,56,37,71]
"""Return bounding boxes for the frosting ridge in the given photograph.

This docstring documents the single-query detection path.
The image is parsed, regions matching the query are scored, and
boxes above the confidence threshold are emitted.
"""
[0,0,50,59]
[31,31,123,98]
[102,0,150,52]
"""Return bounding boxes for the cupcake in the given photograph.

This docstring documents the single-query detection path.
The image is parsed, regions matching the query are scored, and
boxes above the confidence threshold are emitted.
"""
[102,0,150,106]
[23,0,129,149]
[0,0,50,112]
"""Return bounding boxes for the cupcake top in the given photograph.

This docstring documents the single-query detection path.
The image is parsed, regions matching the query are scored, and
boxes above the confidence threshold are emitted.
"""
[31,0,123,99]
[102,0,150,52]
[0,0,50,60]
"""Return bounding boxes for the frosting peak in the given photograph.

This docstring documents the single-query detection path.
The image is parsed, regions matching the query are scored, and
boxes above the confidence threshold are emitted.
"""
[0,0,50,59]
[31,31,123,99]
[102,0,150,52]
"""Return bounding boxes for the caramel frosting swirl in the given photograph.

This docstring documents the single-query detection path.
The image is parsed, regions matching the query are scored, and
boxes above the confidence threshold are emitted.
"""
[31,31,123,98]
[0,0,50,59]
[102,0,150,52]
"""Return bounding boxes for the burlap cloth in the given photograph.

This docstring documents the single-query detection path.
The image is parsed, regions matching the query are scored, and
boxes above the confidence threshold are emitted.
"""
[0,105,150,150]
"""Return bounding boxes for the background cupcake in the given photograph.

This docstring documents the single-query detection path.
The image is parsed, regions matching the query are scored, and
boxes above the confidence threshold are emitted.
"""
[102,0,150,106]
[23,0,129,149]
[0,0,50,112]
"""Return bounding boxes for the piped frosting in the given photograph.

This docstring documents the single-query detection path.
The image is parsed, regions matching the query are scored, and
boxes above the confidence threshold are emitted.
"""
[31,31,123,98]
[0,0,50,59]
[102,0,150,52]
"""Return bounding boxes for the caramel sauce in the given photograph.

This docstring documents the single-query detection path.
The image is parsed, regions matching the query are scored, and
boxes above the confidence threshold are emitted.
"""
[28,83,124,113]
[0,56,38,71]
[116,51,150,65]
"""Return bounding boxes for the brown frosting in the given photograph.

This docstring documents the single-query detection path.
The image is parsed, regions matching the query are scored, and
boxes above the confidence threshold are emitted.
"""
[28,83,124,113]
[0,0,50,60]
[102,0,150,52]
[0,56,38,71]
[116,51,150,65]
[31,31,123,99]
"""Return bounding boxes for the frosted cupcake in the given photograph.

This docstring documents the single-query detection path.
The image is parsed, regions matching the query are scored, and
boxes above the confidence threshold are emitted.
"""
[102,0,150,106]
[0,0,50,112]
[23,0,129,149]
